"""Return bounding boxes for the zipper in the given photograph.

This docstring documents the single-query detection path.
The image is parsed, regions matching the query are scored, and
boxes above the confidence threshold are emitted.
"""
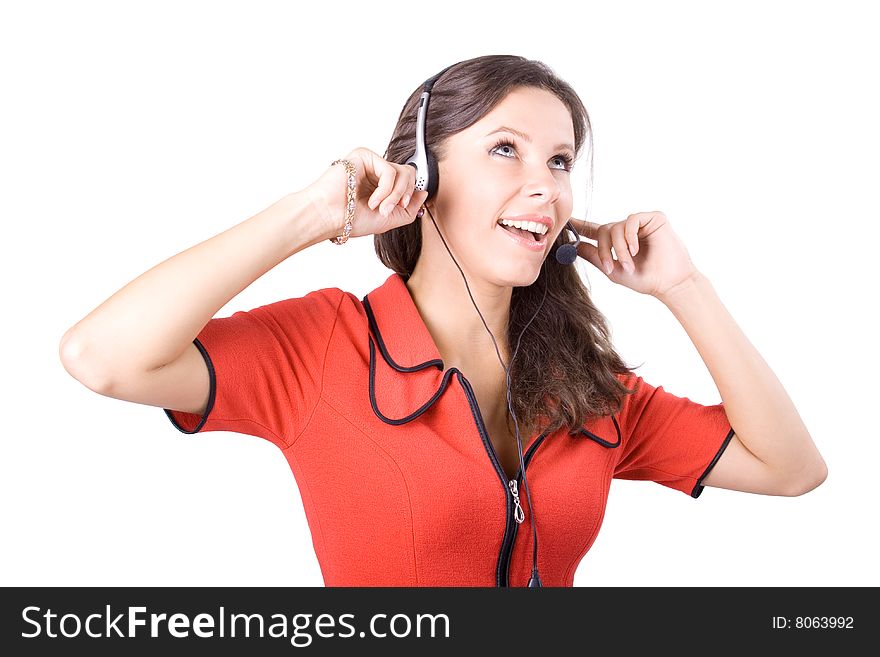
[454,371,549,587]
[509,480,525,523]
[501,434,548,586]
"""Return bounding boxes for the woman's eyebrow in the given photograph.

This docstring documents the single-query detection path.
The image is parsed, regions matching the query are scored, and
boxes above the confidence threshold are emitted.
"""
[485,125,574,153]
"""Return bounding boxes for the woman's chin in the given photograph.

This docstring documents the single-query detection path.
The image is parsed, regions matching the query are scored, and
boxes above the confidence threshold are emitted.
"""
[490,262,543,289]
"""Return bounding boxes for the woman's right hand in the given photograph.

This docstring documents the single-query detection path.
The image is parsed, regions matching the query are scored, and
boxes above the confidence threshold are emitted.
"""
[306,147,430,240]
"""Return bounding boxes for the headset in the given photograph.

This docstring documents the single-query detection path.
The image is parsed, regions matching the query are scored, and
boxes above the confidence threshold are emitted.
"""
[404,62,581,587]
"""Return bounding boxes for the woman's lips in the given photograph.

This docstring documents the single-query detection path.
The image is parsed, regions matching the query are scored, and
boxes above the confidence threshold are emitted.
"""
[496,222,548,252]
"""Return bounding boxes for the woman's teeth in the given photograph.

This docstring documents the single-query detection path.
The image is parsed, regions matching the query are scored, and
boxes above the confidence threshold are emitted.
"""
[498,218,549,236]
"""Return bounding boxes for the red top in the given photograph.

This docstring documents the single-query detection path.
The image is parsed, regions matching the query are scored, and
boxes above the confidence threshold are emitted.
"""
[164,272,734,587]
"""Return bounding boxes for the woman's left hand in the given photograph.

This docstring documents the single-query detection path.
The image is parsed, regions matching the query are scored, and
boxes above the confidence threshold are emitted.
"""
[570,211,700,299]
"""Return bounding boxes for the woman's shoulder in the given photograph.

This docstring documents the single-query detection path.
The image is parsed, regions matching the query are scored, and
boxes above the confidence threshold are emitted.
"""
[260,285,370,326]
[267,285,354,308]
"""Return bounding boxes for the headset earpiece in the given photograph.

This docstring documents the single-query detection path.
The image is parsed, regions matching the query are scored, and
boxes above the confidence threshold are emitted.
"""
[425,148,439,201]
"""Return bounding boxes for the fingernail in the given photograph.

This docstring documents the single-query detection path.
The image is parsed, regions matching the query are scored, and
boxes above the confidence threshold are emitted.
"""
[604,261,613,275]
[624,262,634,274]
[629,244,637,256]
[403,194,411,206]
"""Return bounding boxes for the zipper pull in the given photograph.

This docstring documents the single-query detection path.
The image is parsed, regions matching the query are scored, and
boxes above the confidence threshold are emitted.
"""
[509,479,525,524]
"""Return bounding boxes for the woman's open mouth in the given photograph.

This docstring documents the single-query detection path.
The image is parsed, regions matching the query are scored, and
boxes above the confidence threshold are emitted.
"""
[496,219,548,252]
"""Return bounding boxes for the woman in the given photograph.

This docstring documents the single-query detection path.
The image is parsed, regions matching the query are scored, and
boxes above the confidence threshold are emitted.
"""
[59,55,827,587]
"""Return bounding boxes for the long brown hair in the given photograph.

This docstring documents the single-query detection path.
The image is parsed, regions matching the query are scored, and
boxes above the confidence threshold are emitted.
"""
[375,54,639,438]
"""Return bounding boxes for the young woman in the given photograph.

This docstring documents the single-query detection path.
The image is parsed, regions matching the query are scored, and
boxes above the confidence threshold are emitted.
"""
[59,55,827,587]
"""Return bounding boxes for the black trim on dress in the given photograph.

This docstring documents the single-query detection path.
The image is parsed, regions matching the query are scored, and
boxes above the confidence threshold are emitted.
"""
[163,337,215,435]
[691,427,737,498]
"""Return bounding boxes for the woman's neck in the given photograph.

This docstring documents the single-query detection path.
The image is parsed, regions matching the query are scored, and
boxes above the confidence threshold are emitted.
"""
[405,265,511,374]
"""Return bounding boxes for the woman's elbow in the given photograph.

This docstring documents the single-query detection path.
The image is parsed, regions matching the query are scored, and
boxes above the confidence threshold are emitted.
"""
[784,458,828,496]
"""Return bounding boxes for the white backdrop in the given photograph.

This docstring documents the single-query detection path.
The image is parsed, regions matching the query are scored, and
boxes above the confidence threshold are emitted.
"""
[2,0,876,587]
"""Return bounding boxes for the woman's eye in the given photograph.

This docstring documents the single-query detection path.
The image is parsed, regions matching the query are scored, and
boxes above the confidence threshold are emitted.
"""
[490,138,572,171]
[490,139,519,159]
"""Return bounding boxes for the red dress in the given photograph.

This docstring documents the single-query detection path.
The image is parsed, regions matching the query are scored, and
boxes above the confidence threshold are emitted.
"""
[164,272,734,586]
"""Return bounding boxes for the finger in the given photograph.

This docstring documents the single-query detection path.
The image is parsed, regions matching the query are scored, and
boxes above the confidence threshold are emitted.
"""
[625,215,640,257]
[596,225,615,276]
[406,189,429,216]
[611,223,636,273]
[570,217,600,240]
[381,164,415,217]
[367,159,398,212]
[399,164,426,217]
[571,217,615,274]
[575,240,606,274]
[401,163,418,207]
[395,189,429,225]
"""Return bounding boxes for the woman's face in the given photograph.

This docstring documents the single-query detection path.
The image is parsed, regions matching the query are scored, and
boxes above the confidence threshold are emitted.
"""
[425,86,576,288]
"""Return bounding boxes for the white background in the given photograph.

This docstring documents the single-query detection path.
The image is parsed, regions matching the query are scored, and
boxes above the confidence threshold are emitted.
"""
[2,0,877,587]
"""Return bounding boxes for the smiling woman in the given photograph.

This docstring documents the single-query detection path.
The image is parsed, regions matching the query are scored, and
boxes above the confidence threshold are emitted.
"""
[375,57,636,442]
[62,53,820,589]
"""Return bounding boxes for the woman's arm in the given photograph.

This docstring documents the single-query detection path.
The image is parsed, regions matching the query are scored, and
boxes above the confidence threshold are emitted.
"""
[59,147,425,413]
[571,211,826,496]
[658,271,828,496]
[59,187,337,393]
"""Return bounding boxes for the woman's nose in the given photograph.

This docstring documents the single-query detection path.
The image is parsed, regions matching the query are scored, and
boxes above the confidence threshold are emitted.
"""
[520,164,562,203]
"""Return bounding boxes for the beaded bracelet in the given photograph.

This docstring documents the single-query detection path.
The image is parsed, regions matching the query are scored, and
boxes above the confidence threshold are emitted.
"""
[328,159,357,244]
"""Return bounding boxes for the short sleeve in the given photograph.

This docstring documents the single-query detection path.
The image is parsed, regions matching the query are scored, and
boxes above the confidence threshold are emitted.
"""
[613,373,735,498]
[163,287,343,450]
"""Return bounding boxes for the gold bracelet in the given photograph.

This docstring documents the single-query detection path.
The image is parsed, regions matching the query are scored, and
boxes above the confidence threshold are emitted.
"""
[328,159,357,244]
